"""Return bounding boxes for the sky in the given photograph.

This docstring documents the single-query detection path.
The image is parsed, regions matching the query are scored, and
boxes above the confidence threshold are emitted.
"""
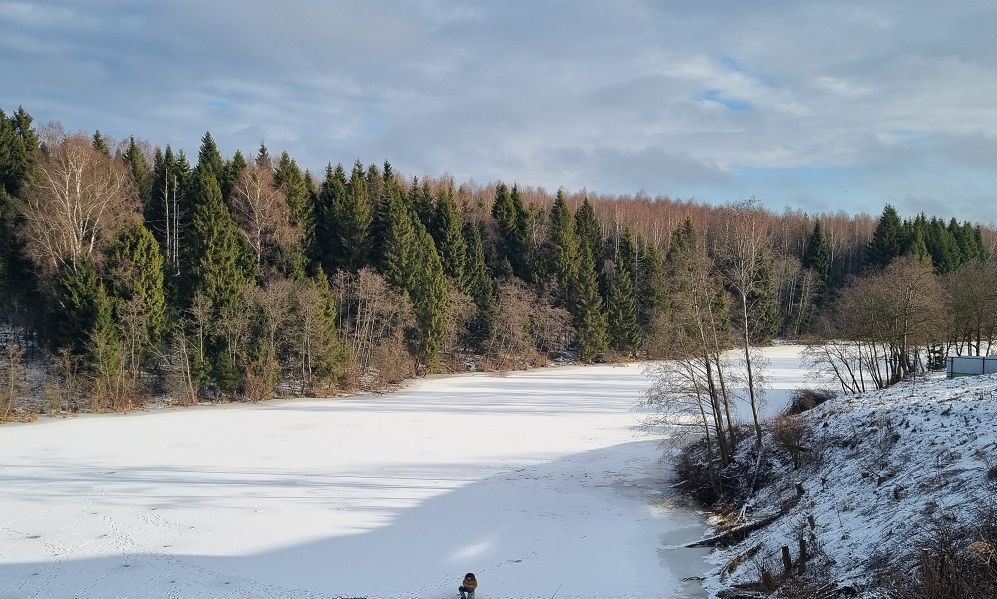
[2,0,997,222]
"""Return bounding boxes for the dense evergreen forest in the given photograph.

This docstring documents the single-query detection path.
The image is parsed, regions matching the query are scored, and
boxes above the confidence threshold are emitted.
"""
[0,106,994,414]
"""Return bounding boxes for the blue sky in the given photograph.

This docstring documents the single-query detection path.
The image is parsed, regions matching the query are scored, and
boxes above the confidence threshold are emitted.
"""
[3,0,997,222]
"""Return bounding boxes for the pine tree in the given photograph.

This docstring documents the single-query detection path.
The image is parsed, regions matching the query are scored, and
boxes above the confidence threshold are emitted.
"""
[549,190,580,305]
[573,243,608,362]
[866,204,907,270]
[433,185,469,291]
[606,265,640,355]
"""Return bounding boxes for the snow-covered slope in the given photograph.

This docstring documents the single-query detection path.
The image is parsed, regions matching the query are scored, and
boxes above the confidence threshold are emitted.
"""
[707,373,997,596]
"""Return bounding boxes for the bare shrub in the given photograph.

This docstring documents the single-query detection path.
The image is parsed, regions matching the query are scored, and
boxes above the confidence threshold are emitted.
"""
[785,387,835,415]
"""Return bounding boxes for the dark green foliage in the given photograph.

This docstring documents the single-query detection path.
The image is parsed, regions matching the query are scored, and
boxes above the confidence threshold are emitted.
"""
[54,262,106,355]
[745,254,780,343]
[0,107,39,319]
[636,239,667,335]
[274,151,314,263]
[607,265,640,355]
[91,130,111,156]
[123,137,152,204]
[316,164,347,272]
[574,198,603,270]
[0,107,36,198]
[196,131,225,182]
[802,219,832,298]
[221,150,246,200]
[866,204,908,270]
[549,190,580,305]
[409,178,435,231]
[433,185,469,291]
[106,225,168,346]
[190,170,250,309]
[409,225,449,370]
[573,243,608,362]
[330,161,373,271]
[302,268,347,386]
[464,223,496,347]
[491,183,531,280]
[379,178,417,289]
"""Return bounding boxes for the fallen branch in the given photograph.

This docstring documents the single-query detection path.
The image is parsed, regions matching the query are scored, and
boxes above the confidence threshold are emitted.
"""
[684,511,784,548]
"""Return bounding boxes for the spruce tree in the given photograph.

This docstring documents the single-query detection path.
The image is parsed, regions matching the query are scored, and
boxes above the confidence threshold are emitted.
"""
[190,170,249,309]
[433,185,469,291]
[745,254,780,343]
[221,150,247,200]
[54,261,105,355]
[380,179,417,290]
[331,160,374,270]
[409,178,435,231]
[106,225,168,348]
[574,198,603,272]
[802,219,832,300]
[273,151,315,270]
[196,131,225,183]
[549,190,580,305]
[123,137,152,205]
[636,238,667,335]
[607,265,640,355]
[573,243,608,362]
[91,130,111,156]
[316,163,347,272]
[464,223,496,347]
[409,225,449,371]
[866,204,906,270]
[491,183,531,280]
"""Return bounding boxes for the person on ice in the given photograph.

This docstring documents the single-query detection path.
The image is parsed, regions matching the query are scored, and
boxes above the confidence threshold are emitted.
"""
[458,572,477,598]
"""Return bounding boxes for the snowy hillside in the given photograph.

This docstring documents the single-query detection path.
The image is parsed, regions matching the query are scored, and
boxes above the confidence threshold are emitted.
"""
[706,373,997,597]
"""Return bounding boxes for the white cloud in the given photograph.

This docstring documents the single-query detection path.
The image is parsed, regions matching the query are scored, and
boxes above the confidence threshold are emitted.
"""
[2,0,997,220]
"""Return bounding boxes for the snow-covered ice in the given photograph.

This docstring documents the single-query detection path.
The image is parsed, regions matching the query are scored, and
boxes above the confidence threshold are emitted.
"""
[0,347,807,599]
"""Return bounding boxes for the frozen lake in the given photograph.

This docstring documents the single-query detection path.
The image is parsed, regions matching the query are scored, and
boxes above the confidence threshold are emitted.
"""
[0,346,806,599]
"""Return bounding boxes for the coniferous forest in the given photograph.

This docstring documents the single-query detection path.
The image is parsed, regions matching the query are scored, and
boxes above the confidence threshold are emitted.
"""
[0,106,994,415]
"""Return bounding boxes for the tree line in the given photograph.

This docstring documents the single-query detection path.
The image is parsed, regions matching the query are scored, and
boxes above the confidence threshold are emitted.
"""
[0,106,993,415]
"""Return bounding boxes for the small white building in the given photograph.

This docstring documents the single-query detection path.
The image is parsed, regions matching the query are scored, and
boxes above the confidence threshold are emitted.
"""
[947,355,997,378]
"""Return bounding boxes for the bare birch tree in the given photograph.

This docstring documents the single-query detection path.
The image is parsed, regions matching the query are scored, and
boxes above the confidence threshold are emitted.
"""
[16,134,137,277]
[714,199,769,447]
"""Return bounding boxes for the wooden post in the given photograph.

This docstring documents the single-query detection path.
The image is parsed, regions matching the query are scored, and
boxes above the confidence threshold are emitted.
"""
[807,515,816,530]
[795,482,805,497]
[782,545,792,574]
[798,538,807,575]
